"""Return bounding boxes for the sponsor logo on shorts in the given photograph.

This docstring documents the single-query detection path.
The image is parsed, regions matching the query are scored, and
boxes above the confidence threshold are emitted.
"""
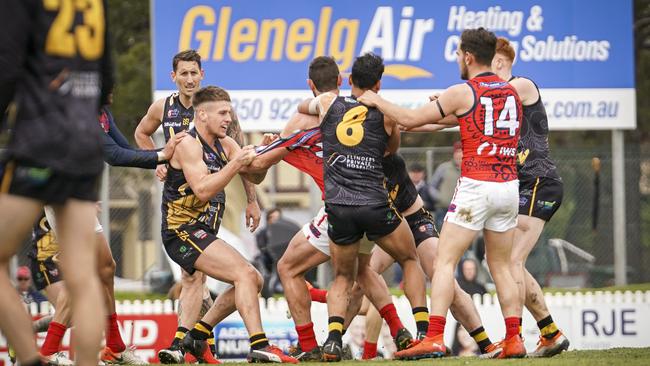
[168,109,179,118]
[193,229,208,240]
[309,224,321,238]
[419,224,429,232]
[536,200,557,211]
[519,196,529,206]
[49,268,59,277]
[178,230,190,241]
[179,245,188,253]
[448,203,457,213]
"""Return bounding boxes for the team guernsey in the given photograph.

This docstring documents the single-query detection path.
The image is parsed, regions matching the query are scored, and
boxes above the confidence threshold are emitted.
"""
[29,214,61,291]
[2,0,110,177]
[446,72,522,232]
[384,154,439,244]
[162,93,194,142]
[457,72,522,183]
[322,95,401,244]
[161,129,228,273]
[322,96,389,206]
[512,76,563,221]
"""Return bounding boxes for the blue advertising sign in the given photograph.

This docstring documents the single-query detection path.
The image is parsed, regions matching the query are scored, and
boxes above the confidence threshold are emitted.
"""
[152,0,635,130]
[214,320,297,360]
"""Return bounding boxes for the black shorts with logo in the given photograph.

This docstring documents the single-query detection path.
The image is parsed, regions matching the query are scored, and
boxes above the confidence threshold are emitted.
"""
[518,176,563,222]
[0,160,99,204]
[162,222,218,275]
[405,207,439,246]
[325,203,402,245]
[29,256,62,291]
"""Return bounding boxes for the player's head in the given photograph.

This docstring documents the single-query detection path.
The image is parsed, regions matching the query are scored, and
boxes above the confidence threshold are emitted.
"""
[307,56,341,96]
[457,28,497,80]
[492,37,516,80]
[171,50,204,98]
[350,52,384,91]
[192,86,232,138]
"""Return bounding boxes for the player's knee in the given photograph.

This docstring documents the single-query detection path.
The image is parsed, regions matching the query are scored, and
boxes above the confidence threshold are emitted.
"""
[182,271,201,287]
[277,256,291,279]
[241,265,264,292]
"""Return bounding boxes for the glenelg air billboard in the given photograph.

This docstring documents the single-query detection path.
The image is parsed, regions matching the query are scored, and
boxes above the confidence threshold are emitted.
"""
[152,0,635,131]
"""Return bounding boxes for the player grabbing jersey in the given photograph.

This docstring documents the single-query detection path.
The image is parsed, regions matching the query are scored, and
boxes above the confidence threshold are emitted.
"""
[159,86,296,364]
[359,28,526,359]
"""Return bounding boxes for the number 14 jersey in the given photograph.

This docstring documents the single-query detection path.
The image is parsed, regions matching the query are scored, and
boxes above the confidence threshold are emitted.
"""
[457,72,522,183]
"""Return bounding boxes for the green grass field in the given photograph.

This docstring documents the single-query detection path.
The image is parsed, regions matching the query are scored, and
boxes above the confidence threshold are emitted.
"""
[162,348,650,366]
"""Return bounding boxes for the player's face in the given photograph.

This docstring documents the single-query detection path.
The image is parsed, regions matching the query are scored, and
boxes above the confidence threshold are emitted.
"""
[172,61,203,98]
[456,44,469,80]
[200,101,232,138]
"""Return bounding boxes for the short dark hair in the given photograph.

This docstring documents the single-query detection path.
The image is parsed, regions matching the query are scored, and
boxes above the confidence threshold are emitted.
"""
[266,208,281,222]
[351,52,384,89]
[173,50,202,71]
[192,86,231,107]
[409,163,425,173]
[309,56,339,92]
[460,28,497,66]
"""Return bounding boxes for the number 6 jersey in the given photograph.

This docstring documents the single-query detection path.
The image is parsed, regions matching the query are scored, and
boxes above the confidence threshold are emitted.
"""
[321,96,389,206]
[457,72,522,182]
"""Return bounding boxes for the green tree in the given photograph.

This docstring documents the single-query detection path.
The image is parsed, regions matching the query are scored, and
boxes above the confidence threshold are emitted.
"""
[108,0,151,141]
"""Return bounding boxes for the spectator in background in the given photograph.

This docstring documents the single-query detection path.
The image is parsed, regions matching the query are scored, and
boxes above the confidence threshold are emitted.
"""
[457,258,487,297]
[255,208,300,297]
[408,163,435,211]
[451,323,480,356]
[428,142,463,229]
[15,266,47,305]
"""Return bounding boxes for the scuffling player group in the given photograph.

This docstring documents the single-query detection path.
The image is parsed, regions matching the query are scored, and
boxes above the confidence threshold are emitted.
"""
[0,1,567,364]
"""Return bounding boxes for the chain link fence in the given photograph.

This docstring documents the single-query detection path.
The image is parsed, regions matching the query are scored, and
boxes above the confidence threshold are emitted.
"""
[13,144,650,291]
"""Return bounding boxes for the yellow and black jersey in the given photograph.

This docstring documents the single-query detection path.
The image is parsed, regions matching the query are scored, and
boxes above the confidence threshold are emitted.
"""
[29,213,59,262]
[162,93,194,142]
[162,128,228,233]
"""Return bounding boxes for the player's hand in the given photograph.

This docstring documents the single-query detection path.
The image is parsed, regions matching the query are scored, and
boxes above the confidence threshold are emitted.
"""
[428,92,441,102]
[357,90,381,107]
[161,131,187,161]
[236,146,256,166]
[260,133,279,146]
[245,200,261,232]
[155,164,168,181]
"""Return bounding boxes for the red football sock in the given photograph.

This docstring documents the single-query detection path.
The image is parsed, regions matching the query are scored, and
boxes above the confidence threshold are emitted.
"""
[296,322,318,352]
[308,287,327,303]
[41,322,67,356]
[379,304,404,338]
[362,341,377,360]
[106,313,126,353]
[505,317,520,339]
[426,315,446,338]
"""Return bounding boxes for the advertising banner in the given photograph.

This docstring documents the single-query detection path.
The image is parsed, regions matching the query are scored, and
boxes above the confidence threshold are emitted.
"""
[152,0,635,131]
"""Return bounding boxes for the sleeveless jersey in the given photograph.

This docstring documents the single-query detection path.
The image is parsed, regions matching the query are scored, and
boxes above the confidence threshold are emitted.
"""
[162,93,194,142]
[457,72,522,182]
[7,0,110,176]
[29,214,59,262]
[322,96,389,206]
[512,77,560,180]
[383,154,418,213]
[162,129,228,232]
[255,127,325,197]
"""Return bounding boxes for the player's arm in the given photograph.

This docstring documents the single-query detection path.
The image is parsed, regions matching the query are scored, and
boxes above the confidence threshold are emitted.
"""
[297,93,336,122]
[384,116,400,154]
[134,98,165,149]
[0,0,30,114]
[402,122,456,132]
[358,85,466,128]
[222,136,267,184]
[173,137,253,202]
[509,77,540,106]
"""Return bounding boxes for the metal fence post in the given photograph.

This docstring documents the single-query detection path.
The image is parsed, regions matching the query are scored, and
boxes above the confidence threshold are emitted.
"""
[612,130,627,285]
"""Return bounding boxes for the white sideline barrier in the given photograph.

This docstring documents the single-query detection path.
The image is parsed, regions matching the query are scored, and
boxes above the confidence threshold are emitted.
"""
[1,290,648,362]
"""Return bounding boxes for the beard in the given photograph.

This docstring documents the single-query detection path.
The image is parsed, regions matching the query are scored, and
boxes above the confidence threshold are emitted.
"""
[460,61,469,80]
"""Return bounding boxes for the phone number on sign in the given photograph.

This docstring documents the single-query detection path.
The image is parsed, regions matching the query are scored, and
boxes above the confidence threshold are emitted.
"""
[231,97,303,121]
